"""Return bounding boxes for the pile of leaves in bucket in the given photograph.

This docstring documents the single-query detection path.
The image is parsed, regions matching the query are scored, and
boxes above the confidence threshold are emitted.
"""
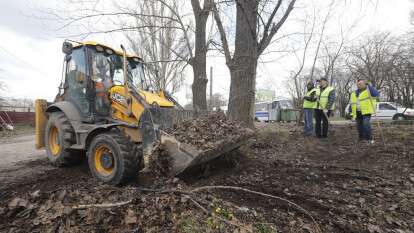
[165,111,254,151]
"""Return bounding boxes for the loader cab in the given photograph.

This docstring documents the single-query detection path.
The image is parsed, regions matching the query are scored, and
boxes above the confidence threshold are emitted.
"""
[60,41,145,123]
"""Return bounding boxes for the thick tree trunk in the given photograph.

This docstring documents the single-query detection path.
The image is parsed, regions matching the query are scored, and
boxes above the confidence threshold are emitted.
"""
[191,63,207,110]
[228,60,257,127]
[191,1,210,111]
[227,1,258,127]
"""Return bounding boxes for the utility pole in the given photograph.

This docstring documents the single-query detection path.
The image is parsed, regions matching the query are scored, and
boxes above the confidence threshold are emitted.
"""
[209,66,213,110]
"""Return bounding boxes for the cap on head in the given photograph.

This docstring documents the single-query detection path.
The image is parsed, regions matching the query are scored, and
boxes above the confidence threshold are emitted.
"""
[320,78,328,82]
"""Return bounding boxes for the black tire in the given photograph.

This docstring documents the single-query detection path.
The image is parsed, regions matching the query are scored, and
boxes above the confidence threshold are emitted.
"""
[87,130,142,185]
[392,114,405,121]
[45,112,81,166]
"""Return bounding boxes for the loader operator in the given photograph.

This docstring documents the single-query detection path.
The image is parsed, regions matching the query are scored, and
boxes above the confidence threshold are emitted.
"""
[302,81,319,136]
[315,78,335,138]
[92,52,113,114]
[349,78,379,144]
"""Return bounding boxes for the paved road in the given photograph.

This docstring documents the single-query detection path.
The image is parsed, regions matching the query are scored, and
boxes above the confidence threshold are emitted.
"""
[0,134,46,169]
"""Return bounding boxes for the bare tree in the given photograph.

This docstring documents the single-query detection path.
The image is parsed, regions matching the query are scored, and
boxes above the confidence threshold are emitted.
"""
[345,32,394,90]
[287,11,316,109]
[321,33,345,83]
[120,0,214,110]
[38,0,214,110]
[189,0,214,110]
[309,0,335,81]
[333,71,353,117]
[344,32,414,108]
[387,36,414,107]
[124,1,188,94]
[213,0,297,127]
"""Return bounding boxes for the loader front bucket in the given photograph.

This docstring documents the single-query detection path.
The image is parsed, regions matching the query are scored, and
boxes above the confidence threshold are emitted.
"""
[160,130,253,175]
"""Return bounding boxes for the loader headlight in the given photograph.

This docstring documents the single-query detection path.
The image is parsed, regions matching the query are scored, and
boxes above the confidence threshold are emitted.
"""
[96,45,104,52]
[105,48,114,55]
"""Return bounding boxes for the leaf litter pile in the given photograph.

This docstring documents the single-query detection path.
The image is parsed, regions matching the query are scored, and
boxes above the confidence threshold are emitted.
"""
[164,111,254,151]
[0,176,282,233]
[150,111,254,175]
[1,122,414,232]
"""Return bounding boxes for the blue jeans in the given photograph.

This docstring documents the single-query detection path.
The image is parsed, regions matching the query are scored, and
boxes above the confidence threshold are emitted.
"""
[304,108,314,135]
[356,111,372,140]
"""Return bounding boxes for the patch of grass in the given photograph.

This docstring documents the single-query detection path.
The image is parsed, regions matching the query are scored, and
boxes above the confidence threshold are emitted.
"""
[0,123,34,137]
[177,215,204,233]
[206,216,225,231]
[13,123,35,133]
[254,223,278,233]
[206,205,233,231]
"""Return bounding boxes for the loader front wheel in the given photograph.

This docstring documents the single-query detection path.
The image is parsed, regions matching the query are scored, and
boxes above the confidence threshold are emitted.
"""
[45,112,80,166]
[88,131,139,185]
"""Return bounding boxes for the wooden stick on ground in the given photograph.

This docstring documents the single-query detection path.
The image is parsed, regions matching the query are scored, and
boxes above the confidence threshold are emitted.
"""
[72,200,132,209]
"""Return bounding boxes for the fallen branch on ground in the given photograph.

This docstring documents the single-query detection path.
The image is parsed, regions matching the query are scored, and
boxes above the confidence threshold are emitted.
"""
[72,200,132,209]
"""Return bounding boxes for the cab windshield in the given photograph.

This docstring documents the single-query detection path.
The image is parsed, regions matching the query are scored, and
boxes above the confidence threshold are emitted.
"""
[90,47,145,91]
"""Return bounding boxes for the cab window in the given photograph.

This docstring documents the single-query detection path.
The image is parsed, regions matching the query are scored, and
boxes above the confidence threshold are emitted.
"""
[64,48,90,116]
[91,51,113,116]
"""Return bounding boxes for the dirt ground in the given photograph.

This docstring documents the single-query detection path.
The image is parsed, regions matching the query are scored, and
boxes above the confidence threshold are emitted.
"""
[0,122,413,233]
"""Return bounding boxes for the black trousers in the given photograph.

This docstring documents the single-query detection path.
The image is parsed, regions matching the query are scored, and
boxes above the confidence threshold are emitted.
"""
[315,109,328,138]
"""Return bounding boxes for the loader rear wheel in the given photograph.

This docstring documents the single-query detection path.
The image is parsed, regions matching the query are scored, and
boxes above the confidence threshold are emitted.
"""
[87,130,141,185]
[45,112,81,166]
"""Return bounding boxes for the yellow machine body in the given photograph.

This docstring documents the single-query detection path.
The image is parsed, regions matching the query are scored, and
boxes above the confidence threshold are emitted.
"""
[109,85,174,124]
[34,99,48,149]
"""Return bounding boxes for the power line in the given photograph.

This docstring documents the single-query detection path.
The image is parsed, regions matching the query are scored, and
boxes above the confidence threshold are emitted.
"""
[0,45,48,76]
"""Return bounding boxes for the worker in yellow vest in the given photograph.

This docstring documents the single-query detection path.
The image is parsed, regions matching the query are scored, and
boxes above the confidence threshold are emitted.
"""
[302,82,319,136]
[315,78,335,138]
[350,78,379,144]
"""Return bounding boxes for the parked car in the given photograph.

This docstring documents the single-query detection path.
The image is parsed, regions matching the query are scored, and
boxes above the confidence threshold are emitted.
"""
[345,102,414,120]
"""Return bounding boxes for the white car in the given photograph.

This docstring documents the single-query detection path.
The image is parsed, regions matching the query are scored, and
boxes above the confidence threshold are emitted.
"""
[345,102,414,120]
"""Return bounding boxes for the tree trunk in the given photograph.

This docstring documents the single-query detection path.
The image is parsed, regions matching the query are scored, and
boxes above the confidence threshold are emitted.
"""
[227,1,258,127]
[191,63,208,110]
[191,1,210,111]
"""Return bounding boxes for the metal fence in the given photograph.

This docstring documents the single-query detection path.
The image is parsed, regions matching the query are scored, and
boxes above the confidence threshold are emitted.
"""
[0,111,34,124]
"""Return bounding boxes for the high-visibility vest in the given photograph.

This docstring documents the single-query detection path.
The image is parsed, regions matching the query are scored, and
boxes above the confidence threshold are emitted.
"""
[350,89,377,119]
[303,88,319,109]
[318,86,335,110]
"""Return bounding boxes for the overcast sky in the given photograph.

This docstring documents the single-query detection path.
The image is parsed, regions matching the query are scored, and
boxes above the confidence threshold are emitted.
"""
[0,0,413,104]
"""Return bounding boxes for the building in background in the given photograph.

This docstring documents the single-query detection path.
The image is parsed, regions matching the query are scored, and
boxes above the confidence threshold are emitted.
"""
[256,89,275,102]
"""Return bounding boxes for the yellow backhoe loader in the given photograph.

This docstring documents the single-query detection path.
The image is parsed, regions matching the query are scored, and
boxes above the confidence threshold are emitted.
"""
[35,40,245,184]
